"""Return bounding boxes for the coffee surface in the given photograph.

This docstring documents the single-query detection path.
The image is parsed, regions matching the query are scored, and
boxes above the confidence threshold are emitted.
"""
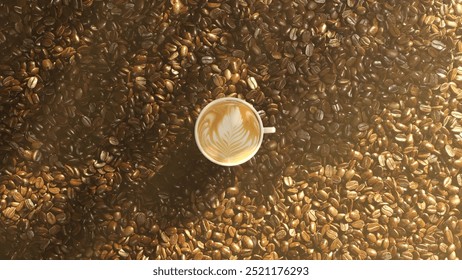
[196,99,261,164]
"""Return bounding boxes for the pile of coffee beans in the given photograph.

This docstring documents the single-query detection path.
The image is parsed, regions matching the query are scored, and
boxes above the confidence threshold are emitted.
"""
[1,0,462,259]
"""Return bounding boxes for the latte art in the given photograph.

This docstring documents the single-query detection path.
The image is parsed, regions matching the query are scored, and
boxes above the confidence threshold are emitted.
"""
[196,100,261,165]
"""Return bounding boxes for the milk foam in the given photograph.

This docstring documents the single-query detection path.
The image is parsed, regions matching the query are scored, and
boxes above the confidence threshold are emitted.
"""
[196,100,261,164]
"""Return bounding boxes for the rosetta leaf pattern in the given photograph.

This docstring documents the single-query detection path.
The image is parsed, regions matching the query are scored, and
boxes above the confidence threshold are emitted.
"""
[198,104,259,163]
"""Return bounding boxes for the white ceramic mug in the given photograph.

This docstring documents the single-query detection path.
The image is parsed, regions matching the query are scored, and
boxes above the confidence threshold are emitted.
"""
[194,97,276,166]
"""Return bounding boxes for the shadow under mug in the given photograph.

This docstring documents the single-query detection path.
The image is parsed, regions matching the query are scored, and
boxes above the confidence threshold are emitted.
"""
[194,97,276,166]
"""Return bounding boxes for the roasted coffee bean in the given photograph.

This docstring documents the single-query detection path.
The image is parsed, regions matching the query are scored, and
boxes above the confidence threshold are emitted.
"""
[0,0,460,261]
[247,76,258,90]
[27,76,38,89]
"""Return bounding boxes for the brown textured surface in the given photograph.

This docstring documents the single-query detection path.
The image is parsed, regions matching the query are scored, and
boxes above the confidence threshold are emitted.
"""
[1,0,462,259]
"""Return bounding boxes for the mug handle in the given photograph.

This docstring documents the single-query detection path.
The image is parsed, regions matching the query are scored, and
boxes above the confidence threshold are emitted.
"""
[263,127,276,134]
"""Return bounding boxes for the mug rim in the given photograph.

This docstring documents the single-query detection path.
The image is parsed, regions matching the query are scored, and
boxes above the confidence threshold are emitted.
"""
[194,97,264,166]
